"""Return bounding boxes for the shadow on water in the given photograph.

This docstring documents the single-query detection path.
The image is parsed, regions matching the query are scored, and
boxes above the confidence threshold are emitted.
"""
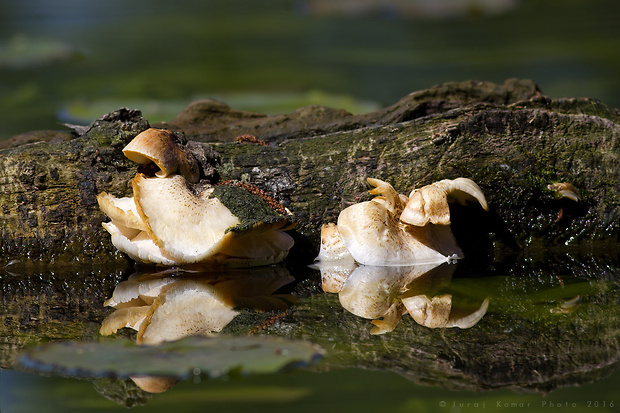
[1,249,619,411]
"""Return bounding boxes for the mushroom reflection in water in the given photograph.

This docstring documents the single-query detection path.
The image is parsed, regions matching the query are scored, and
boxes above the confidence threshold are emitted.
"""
[98,128,295,267]
[317,177,488,266]
[100,266,295,392]
[318,262,489,334]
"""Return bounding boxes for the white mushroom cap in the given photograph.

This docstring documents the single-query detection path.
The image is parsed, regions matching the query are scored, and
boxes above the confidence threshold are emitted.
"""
[123,128,200,183]
[337,198,463,266]
[101,221,178,266]
[98,174,294,267]
[137,280,239,346]
[131,174,293,266]
[315,222,353,262]
[96,193,146,231]
[133,174,239,263]
[400,178,488,226]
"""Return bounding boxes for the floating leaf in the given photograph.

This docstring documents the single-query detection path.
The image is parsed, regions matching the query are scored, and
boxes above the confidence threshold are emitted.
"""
[18,335,323,380]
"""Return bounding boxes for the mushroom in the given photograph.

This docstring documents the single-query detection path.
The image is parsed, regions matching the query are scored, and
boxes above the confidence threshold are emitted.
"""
[400,178,489,226]
[123,128,200,183]
[99,174,294,267]
[318,177,488,266]
[316,222,353,262]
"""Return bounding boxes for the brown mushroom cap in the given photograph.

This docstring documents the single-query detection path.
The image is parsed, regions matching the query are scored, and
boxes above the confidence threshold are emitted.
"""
[123,128,200,183]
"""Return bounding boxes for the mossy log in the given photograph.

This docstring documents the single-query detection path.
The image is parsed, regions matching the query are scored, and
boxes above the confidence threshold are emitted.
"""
[0,79,619,266]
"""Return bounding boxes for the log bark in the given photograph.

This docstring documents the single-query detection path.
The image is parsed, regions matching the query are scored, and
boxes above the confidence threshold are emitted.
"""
[0,79,618,266]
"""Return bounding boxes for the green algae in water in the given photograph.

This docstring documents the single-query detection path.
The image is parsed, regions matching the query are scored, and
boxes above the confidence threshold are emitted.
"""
[18,335,323,380]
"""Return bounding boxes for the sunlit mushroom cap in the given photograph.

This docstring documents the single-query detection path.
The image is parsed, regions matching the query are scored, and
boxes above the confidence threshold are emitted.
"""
[316,223,353,262]
[132,174,294,266]
[400,178,488,226]
[132,174,236,263]
[123,128,200,183]
[337,198,462,266]
[99,174,294,267]
[96,193,146,231]
[101,221,178,266]
[137,280,239,345]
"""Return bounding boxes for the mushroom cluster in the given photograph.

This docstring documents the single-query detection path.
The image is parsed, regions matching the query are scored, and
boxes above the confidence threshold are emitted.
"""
[317,177,488,266]
[318,261,489,334]
[98,128,295,267]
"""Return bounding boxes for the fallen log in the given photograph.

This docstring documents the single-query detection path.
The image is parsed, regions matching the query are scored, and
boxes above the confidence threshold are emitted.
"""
[0,79,618,266]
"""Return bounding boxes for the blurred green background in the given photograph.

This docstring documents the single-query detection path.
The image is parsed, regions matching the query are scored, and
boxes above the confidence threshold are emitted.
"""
[1,0,619,140]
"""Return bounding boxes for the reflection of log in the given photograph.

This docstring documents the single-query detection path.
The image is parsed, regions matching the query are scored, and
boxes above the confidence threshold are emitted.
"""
[0,266,123,369]
[250,258,620,393]
[1,256,618,394]
[0,79,619,265]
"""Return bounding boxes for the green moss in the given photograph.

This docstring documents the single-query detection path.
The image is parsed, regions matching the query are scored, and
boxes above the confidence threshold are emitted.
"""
[210,184,293,233]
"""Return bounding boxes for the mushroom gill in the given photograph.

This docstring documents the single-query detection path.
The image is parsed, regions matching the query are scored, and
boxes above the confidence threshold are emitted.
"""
[123,128,200,183]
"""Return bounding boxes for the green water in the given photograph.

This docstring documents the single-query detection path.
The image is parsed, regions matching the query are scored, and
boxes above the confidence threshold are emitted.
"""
[2,0,620,139]
[2,368,619,413]
[1,254,619,412]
